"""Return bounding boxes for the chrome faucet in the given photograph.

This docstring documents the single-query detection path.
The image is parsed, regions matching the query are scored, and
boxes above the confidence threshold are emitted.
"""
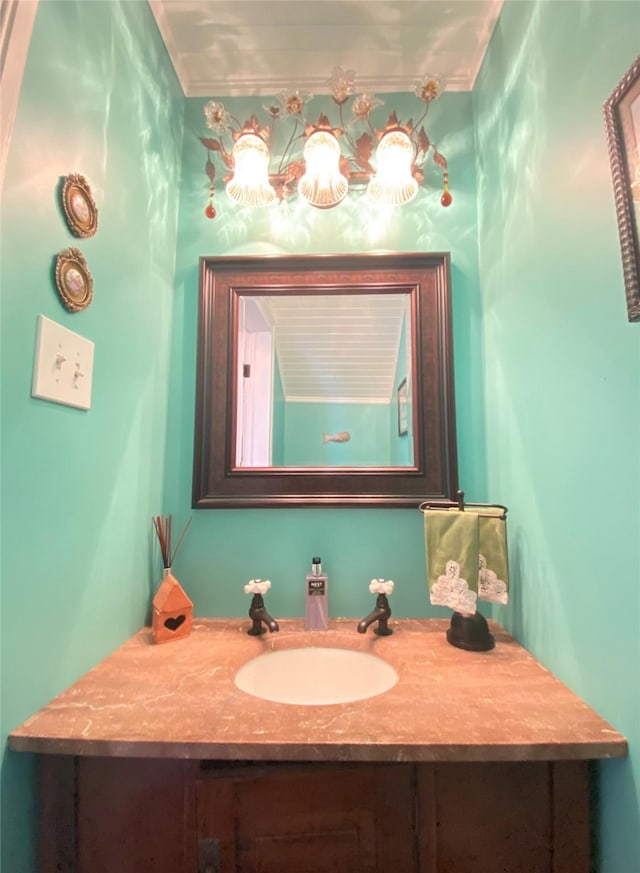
[244,579,279,636]
[357,579,394,636]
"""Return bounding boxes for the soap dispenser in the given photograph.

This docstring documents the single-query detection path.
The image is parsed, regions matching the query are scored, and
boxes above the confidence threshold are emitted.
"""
[304,556,329,630]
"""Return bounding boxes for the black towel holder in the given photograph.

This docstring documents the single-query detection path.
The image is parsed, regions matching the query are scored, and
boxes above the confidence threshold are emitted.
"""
[419,489,508,520]
[420,489,508,653]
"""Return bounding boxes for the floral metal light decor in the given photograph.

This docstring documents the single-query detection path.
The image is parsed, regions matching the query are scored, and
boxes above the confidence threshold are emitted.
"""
[603,55,640,322]
[199,67,451,219]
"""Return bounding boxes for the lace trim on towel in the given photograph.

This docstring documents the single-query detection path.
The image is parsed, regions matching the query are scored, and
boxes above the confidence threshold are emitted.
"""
[478,554,508,604]
[430,560,478,614]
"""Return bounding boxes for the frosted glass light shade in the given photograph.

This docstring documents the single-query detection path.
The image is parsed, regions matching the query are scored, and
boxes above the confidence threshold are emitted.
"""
[226,133,277,208]
[298,130,348,209]
[367,129,418,207]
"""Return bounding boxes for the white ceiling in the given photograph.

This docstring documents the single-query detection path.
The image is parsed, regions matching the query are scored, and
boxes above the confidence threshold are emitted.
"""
[149,0,504,97]
[252,293,410,403]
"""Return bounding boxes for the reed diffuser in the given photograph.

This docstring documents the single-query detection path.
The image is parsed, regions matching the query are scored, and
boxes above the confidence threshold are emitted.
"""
[152,514,192,572]
[151,514,193,644]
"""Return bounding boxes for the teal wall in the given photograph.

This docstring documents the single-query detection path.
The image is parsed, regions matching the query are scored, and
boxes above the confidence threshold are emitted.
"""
[165,90,482,626]
[473,2,640,870]
[0,2,184,871]
[283,401,390,466]
[2,1,638,871]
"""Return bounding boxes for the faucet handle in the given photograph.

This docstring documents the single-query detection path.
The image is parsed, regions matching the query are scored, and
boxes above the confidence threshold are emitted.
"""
[369,578,394,596]
[244,578,271,595]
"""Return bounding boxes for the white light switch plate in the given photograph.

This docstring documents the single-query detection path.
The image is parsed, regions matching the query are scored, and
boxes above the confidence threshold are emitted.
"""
[32,315,94,410]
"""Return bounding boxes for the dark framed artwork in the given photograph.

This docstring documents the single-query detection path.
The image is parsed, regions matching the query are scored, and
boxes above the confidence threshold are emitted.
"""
[397,377,408,436]
[603,55,640,322]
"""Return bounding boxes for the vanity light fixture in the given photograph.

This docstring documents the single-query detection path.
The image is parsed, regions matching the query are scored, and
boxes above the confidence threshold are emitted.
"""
[200,67,452,218]
[226,132,277,208]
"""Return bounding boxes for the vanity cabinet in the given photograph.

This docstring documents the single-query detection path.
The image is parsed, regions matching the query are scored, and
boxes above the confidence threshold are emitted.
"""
[12,621,625,873]
[40,755,589,873]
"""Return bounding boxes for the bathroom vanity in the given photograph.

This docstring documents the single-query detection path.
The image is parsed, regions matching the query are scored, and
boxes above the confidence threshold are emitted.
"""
[9,619,627,873]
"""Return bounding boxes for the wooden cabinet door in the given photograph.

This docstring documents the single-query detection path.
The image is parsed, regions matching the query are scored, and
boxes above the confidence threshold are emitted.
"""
[40,756,197,873]
[197,763,417,873]
[415,761,589,873]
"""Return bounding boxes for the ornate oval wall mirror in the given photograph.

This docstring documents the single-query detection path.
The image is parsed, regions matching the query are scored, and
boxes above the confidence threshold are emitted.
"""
[193,253,458,507]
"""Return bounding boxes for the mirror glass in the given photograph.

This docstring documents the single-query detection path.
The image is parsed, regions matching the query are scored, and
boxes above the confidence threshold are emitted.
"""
[193,253,458,508]
[235,292,414,468]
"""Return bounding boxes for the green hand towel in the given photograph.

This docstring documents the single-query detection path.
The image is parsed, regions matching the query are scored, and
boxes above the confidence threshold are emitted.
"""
[424,509,480,615]
[478,509,509,605]
[424,507,509,613]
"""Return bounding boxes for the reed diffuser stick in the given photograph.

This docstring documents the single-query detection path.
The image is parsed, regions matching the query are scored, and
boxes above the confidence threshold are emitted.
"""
[152,515,191,569]
[171,517,192,565]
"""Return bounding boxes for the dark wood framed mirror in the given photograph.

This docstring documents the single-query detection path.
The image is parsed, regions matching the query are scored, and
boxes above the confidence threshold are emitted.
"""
[193,252,458,507]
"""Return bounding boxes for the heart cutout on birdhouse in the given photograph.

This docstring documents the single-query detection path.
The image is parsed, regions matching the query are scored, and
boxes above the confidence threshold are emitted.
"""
[164,615,186,632]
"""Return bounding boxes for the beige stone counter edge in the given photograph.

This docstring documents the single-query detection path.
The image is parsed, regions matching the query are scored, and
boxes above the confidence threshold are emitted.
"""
[7,737,627,762]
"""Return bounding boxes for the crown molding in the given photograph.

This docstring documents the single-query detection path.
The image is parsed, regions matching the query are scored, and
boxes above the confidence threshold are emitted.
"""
[184,71,471,99]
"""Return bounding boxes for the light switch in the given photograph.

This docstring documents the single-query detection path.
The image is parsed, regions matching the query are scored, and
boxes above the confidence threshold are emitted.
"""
[32,315,94,410]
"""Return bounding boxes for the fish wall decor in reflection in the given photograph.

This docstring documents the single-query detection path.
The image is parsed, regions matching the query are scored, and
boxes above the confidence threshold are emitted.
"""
[322,431,351,443]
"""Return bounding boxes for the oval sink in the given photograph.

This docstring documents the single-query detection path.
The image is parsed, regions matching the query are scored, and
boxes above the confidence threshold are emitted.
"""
[234,646,398,705]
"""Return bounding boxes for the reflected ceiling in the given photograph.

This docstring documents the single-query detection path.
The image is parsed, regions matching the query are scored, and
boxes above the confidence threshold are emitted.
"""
[242,293,410,402]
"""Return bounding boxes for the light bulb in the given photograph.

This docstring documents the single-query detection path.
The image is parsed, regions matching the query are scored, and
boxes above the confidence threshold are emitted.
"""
[298,130,348,209]
[226,133,276,208]
[367,129,418,207]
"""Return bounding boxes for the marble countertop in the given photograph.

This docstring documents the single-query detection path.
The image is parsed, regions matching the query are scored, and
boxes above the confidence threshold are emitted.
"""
[8,619,627,762]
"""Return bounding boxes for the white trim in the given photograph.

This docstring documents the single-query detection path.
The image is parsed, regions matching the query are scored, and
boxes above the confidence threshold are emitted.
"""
[148,0,188,95]
[0,0,39,194]
[184,72,472,99]
[285,396,389,405]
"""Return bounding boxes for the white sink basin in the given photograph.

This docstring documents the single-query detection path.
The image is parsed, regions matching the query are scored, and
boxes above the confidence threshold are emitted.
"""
[234,646,398,705]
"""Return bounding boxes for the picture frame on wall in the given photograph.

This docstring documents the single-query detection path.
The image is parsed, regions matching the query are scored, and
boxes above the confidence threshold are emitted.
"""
[61,173,98,238]
[55,247,93,312]
[397,377,408,436]
[603,54,640,322]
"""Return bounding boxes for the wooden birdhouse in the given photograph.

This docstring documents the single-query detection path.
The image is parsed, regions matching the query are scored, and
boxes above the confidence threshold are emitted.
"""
[152,571,193,644]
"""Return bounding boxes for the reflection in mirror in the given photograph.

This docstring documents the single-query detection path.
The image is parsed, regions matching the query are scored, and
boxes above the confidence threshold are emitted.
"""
[193,253,458,507]
[235,293,413,468]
